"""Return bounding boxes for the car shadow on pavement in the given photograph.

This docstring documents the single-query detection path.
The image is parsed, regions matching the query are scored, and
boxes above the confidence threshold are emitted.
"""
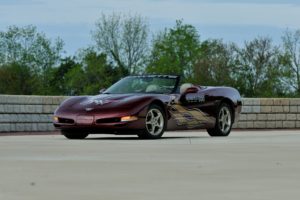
[84,136,207,140]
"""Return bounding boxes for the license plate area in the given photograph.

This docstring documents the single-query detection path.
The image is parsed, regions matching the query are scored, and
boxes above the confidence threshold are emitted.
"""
[76,115,94,125]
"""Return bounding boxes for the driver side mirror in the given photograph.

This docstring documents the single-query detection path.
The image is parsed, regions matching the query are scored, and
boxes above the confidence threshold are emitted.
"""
[179,86,199,104]
[99,88,106,94]
[184,87,198,94]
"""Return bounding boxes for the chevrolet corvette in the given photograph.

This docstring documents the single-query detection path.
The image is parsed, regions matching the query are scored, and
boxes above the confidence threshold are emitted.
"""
[53,75,242,139]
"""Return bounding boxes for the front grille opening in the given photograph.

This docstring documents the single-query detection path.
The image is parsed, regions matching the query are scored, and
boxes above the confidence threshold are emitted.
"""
[96,118,121,124]
[58,118,75,124]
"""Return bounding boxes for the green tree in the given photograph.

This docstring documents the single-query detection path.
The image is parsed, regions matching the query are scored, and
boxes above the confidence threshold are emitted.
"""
[193,39,236,86]
[0,25,64,95]
[0,25,63,73]
[234,37,283,97]
[57,50,119,95]
[46,57,81,95]
[81,49,120,94]
[64,64,85,96]
[92,13,148,75]
[147,20,200,80]
[281,29,300,96]
[0,63,39,94]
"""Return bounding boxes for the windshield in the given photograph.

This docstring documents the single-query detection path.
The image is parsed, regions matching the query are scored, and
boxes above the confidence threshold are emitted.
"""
[104,76,179,94]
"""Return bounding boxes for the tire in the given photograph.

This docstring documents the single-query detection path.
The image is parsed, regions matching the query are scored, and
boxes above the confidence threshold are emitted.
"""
[207,103,233,137]
[137,104,166,139]
[61,130,89,139]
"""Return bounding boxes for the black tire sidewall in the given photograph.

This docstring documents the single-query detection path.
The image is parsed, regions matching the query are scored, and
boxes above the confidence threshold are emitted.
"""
[207,103,233,137]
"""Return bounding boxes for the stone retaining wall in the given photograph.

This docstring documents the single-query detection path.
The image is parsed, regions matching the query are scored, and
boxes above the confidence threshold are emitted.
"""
[0,95,300,132]
[0,95,67,132]
[233,98,300,129]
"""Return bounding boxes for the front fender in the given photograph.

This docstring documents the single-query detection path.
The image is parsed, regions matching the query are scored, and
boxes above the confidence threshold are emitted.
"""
[54,96,89,114]
[126,97,169,118]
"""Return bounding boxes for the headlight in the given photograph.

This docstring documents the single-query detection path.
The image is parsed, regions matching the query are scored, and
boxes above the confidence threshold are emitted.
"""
[120,116,138,122]
[53,116,59,123]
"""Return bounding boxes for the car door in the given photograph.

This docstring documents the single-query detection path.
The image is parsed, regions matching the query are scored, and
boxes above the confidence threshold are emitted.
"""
[168,86,216,129]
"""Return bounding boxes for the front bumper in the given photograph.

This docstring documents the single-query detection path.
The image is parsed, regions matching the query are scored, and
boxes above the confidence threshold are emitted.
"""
[53,115,145,132]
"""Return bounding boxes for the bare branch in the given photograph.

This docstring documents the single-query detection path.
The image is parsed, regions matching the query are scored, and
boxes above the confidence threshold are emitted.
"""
[92,12,149,74]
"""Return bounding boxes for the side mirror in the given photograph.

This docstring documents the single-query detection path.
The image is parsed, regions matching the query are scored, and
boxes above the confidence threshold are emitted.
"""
[184,87,198,94]
[99,88,106,94]
[179,86,199,104]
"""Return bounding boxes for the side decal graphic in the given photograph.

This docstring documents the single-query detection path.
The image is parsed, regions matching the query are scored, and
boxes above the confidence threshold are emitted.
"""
[168,104,215,129]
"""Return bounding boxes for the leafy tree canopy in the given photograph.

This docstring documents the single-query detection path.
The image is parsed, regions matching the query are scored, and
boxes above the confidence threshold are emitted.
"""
[147,20,200,81]
[0,25,64,74]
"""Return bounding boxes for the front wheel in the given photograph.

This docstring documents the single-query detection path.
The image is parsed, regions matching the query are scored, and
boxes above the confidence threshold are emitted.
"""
[137,104,166,139]
[61,130,89,139]
[207,103,233,137]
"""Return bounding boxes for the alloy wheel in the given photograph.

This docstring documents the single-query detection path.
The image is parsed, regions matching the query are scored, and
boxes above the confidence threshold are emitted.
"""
[145,108,164,136]
[218,106,232,133]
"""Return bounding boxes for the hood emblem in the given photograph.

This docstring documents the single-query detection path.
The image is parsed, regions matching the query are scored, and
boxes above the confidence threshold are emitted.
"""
[85,107,94,111]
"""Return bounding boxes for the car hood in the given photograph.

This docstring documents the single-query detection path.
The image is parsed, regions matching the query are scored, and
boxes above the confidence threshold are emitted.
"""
[56,93,170,115]
[79,94,143,107]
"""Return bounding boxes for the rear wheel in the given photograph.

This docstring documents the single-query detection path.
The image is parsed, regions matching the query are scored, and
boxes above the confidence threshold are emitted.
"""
[137,104,166,139]
[207,103,233,137]
[61,130,89,139]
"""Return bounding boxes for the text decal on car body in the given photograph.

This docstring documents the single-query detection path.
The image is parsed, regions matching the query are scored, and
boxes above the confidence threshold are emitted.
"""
[185,94,205,103]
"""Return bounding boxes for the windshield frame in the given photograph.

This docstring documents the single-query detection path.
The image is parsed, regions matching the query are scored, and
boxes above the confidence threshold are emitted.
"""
[104,75,180,94]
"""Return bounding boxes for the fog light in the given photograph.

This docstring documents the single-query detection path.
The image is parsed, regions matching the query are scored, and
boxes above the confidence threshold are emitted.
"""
[53,116,59,123]
[121,116,138,122]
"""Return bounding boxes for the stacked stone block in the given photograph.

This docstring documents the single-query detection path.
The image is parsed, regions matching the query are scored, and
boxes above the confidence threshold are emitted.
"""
[1,95,300,132]
[233,98,300,129]
[0,95,67,132]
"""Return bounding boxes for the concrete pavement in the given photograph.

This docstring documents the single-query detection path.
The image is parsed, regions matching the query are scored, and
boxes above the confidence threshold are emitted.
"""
[0,130,300,200]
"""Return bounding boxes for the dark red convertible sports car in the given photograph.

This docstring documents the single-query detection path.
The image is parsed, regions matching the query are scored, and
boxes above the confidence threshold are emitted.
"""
[53,75,242,139]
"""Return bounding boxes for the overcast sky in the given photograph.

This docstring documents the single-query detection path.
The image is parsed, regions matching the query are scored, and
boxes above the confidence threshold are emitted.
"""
[1,0,300,55]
